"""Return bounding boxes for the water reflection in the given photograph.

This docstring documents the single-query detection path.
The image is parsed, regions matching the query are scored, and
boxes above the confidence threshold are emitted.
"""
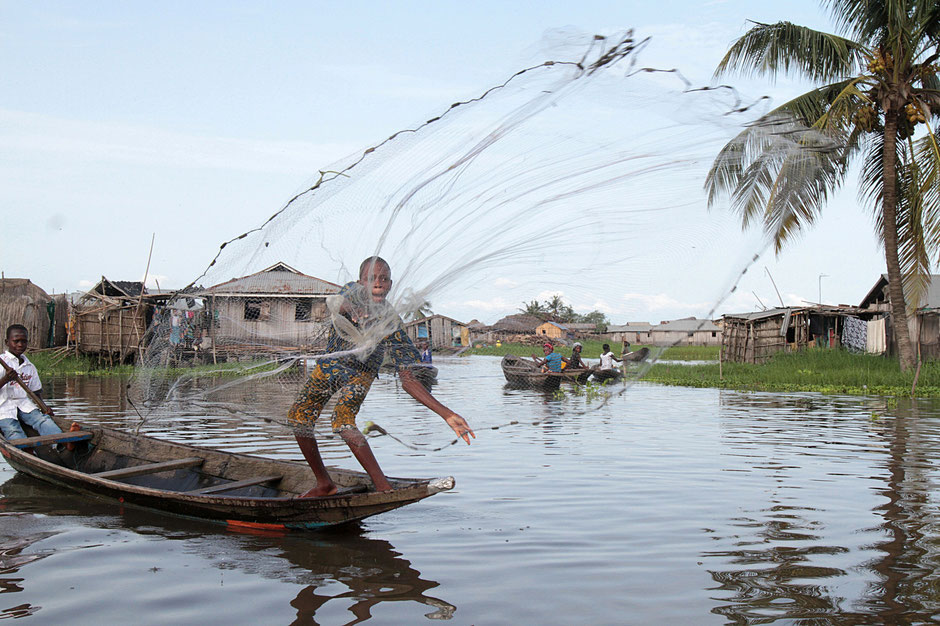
[15,358,940,622]
[705,391,940,622]
[0,518,54,619]
[0,473,455,623]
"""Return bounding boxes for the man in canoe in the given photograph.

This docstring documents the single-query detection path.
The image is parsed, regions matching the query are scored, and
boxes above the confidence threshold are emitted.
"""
[532,342,563,373]
[0,324,62,441]
[288,256,474,497]
[598,343,622,371]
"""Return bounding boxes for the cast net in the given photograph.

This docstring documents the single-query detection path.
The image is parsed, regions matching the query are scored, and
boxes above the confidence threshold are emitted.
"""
[128,30,837,441]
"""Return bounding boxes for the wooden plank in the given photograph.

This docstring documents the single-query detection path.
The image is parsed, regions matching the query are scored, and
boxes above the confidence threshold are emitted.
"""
[186,475,282,495]
[94,457,203,480]
[12,430,94,449]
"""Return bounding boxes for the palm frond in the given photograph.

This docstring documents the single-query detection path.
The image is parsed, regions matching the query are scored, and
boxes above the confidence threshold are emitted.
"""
[896,138,934,309]
[706,114,847,251]
[912,127,940,255]
[715,21,867,82]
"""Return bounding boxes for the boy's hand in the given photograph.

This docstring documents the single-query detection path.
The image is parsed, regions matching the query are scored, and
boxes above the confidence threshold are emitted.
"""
[444,413,475,445]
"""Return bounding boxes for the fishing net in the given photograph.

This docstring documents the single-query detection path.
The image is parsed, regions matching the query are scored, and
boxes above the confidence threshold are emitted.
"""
[128,30,836,438]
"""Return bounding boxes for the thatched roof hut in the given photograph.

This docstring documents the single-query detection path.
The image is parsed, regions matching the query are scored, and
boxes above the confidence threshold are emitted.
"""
[491,314,543,334]
[0,279,64,348]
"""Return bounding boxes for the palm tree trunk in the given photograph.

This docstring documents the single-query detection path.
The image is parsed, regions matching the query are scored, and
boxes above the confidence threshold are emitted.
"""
[881,109,917,371]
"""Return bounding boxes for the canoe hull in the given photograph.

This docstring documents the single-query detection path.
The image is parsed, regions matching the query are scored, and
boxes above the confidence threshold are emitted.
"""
[0,417,453,531]
[500,354,562,391]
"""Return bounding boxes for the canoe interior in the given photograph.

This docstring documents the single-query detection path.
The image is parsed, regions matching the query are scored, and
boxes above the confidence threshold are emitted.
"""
[500,354,563,391]
[50,421,376,497]
[0,415,452,530]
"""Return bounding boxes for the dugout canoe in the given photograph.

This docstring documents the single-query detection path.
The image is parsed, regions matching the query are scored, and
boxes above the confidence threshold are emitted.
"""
[622,347,651,362]
[500,354,562,391]
[591,368,623,384]
[0,416,454,532]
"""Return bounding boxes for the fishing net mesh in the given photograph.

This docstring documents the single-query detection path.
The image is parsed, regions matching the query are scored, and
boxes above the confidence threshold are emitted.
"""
[128,31,835,438]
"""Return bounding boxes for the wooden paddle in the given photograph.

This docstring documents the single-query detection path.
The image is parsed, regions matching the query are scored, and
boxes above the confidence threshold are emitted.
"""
[0,358,54,416]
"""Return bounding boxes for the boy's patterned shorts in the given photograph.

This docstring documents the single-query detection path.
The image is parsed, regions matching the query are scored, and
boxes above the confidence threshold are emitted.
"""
[287,362,375,436]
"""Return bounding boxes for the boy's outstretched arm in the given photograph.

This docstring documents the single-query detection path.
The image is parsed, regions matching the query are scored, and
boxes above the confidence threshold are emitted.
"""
[399,368,475,444]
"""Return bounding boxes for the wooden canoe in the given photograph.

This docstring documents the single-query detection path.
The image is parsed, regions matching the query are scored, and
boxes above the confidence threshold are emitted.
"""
[591,368,623,384]
[500,354,563,391]
[622,347,651,362]
[0,416,454,532]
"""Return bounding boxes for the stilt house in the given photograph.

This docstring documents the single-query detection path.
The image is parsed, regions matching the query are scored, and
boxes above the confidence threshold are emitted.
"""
[199,262,340,354]
[404,314,469,349]
[72,278,153,363]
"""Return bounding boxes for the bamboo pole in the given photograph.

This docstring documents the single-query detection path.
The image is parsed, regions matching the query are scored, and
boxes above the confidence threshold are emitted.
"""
[134,233,155,353]
[210,295,218,365]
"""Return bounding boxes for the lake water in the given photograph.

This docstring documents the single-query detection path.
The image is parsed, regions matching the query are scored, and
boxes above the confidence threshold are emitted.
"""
[3,355,940,624]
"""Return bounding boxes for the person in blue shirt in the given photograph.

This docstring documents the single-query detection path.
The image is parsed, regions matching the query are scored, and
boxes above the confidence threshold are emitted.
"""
[418,340,432,364]
[288,256,474,497]
[532,342,563,373]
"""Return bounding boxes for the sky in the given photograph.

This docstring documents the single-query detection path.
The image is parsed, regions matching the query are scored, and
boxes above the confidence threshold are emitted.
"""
[1,1,890,324]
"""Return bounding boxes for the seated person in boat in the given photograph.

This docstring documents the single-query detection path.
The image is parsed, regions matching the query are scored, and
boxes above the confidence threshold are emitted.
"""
[598,343,622,371]
[288,256,474,497]
[564,342,588,370]
[532,342,563,373]
[0,324,62,441]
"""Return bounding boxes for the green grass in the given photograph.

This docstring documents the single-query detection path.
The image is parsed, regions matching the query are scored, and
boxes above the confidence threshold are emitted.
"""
[28,353,135,376]
[642,348,940,397]
[463,340,718,361]
[28,352,282,378]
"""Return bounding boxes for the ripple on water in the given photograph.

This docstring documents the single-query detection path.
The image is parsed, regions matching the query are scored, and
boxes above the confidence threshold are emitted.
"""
[4,356,940,623]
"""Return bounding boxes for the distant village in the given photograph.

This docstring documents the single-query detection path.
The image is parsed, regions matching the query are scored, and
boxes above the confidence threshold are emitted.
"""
[2,261,936,366]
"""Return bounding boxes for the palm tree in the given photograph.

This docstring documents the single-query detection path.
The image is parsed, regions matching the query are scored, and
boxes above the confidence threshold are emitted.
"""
[545,294,566,321]
[706,0,940,370]
[520,300,548,317]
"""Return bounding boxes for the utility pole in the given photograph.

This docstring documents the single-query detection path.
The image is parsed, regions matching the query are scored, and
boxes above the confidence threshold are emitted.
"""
[818,274,828,305]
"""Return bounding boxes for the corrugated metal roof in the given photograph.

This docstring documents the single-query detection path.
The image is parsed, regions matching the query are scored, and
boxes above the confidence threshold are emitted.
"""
[404,314,467,327]
[723,308,794,322]
[607,323,652,332]
[654,318,721,332]
[860,273,940,309]
[204,264,341,296]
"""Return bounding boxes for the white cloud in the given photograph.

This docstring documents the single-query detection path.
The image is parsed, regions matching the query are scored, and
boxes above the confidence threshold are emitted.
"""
[492,277,518,288]
[458,297,516,312]
[0,109,356,175]
[619,292,707,313]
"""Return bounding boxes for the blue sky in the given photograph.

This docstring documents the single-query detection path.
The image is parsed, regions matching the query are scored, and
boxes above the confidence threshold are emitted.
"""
[1,1,888,323]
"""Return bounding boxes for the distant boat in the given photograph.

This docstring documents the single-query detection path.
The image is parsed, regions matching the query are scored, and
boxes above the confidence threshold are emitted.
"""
[0,417,454,532]
[622,347,651,362]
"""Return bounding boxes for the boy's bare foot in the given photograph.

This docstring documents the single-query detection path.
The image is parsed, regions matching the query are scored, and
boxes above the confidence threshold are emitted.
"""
[298,483,339,498]
[66,422,82,451]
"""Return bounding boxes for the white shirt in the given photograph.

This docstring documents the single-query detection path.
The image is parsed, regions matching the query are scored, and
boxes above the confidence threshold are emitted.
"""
[0,351,42,419]
[599,351,617,370]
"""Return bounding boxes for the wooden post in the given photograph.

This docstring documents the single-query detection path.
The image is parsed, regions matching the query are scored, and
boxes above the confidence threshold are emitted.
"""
[719,346,723,381]
[118,307,124,363]
[210,296,218,365]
